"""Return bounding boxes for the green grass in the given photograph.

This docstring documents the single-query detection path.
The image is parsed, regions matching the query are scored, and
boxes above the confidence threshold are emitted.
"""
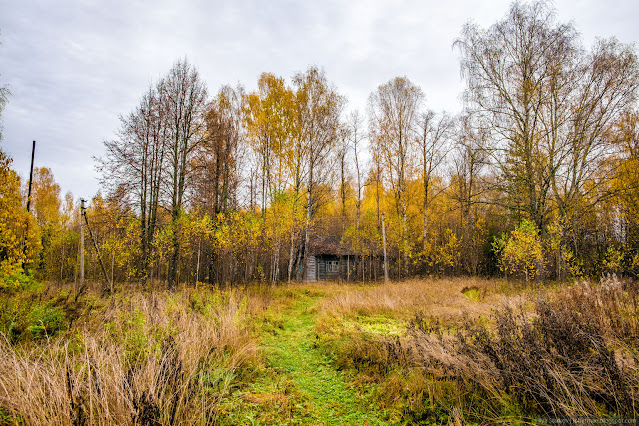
[461,286,482,302]
[218,288,390,425]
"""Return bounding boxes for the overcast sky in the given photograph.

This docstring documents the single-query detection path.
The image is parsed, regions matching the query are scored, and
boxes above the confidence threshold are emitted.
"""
[1,0,638,198]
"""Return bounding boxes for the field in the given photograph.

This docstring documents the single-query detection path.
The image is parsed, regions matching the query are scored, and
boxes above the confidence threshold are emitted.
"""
[0,276,638,425]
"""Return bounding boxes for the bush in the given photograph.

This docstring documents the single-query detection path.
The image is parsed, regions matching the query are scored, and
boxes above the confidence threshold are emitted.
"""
[24,303,67,340]
[0,301,67,343]
[0,279,68,343]
[0,269,40,292]
[460,300,632,416]
[493,219,543,281]
[407,277,639,419]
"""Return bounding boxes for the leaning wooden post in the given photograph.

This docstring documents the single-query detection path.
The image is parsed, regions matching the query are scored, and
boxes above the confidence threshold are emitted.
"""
[82,204,113,292]
[381,212,389,283]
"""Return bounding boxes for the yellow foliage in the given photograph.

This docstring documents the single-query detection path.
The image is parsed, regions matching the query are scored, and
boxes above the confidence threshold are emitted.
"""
[603,245,626,275]
[493,219,543,281]
[31,167,61,226]
[0,150,41,286]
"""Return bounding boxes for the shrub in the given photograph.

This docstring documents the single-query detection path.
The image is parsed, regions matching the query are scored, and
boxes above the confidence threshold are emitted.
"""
[0,269,40,293]
[461,300,633,416]
[24,303,67,340]
[493,219,543,281]
[407,277,639,419]
[0,284,68,343]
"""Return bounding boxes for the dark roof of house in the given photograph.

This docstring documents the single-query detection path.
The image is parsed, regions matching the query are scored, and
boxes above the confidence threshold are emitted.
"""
[307,235,355,256]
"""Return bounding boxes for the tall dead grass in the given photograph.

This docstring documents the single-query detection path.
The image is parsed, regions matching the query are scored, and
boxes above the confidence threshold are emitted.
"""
[319,277,502,320]
[407,277,639,418]
[319,276,639,421]
[0,287,258,425]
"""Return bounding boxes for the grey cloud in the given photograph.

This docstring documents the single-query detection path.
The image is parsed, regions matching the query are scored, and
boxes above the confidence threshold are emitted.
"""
[0,0,637,198]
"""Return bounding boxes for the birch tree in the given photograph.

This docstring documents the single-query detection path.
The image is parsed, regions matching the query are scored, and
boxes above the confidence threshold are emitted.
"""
[161,59,208,290]
[347,110,366,229]
[368,77,423,275]
[294,66,344,279]
[197,85,245,215]
[418,110,453,251]
[97,85,167,281]
[456,0,639,236]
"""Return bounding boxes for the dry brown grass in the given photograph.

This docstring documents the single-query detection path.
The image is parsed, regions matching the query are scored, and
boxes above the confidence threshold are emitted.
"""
[317,276,639,421]
[406,279,639,418]
[0,286,259,425]
[318,277,506,321]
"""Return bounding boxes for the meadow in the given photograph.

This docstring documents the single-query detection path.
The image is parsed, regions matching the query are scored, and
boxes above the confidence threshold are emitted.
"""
[2,1,639,424]
[0,276,637,425]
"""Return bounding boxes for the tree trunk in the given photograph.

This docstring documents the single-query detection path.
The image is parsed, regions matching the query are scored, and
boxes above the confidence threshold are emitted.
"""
[382,213,389,283]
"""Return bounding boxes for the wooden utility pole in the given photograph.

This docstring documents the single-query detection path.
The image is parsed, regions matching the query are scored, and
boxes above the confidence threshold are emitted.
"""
[80,199,85,287]
[25,141,36,213]
[381,212,389,283]
[22,141,36,259]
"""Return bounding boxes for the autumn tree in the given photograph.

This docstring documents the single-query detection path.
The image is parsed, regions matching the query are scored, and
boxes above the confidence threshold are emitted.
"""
[0,64,40,285]
[368,77,423,276]
[244,72,301,282]
[347,110,366,229]
[195,85,246,285]
[31,168,61,227]
[550,38,638,226]
[456,0,639,277]
[336,124,351,218]
[29,167,64,279]
[455,1,577,233]
[0,150,40,286]
[615,110,639,228]
[244,67,345,283]
[159,59,209,289]
[417,110,453,251]
[245,73,298,214]
[334,111,371,279]
[294,67,345,280]
[197,85,245,216]
[493,219,544,282]
[98,84,167,281]
[51,192,79,282]
[98,59,208,288]
[81,193,138,283]
[606,110,639,276]
[450,114,491,274]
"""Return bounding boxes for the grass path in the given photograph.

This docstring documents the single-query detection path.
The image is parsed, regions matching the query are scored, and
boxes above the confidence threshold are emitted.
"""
[220,289,389,425]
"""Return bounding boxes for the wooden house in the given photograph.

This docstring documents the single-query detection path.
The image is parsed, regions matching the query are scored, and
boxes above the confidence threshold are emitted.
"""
[305,235,357,281]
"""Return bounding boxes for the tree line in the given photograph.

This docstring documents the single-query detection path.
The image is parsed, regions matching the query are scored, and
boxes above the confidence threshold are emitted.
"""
[2,0,639,289]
